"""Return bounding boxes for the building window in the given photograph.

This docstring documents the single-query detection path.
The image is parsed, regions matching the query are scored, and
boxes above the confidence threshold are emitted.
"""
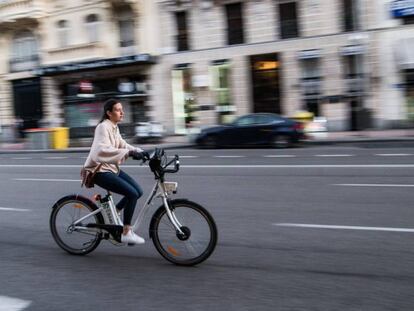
[57,20,70,47]
[85,14,100,42]
[10,30,39,72]
[116,7,136,55]
[279,2,300,39]
[175,11,190,51]
[343,0,359,32]
[225,2,245,45]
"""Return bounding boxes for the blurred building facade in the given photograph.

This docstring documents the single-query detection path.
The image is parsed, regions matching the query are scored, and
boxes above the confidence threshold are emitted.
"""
[0,0,414,138]
[154,0,414,133]
[0,0,159,138]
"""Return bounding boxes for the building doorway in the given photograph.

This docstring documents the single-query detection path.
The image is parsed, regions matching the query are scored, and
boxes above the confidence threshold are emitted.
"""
[12,78,43,130]
[250,53,281,114]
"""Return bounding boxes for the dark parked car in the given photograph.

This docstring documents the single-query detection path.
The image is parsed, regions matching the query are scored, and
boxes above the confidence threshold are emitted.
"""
[195,113,305,148]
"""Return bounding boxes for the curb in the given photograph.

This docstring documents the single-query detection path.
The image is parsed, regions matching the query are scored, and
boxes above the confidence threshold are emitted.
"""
[1,137,414,154]
[304,137,414,146]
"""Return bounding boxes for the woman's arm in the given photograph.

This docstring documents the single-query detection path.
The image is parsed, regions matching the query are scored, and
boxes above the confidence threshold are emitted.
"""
[119,130,143,152]
[91,124,129,164]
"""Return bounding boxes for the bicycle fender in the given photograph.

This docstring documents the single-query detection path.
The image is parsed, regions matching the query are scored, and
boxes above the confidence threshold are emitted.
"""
[51,194,97,210]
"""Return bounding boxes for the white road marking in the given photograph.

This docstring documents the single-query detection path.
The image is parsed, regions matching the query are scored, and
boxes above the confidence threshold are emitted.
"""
[314,154,354,157]
[274,223,414,233]
[333,183,414,187]
[213,155,246,158]
[1,164,414,168]
[375,153,412,157]
[14,178,79,182]
[11,157,32,160]
[0,296,31,311]
[264,155,296,158]
[0,207,31,212]
[174,155,198,158]
[44,156,68,160]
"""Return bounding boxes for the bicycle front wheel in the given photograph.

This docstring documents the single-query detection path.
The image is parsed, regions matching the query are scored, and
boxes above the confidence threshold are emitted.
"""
[150,199,217,266]
[50,195,104,255]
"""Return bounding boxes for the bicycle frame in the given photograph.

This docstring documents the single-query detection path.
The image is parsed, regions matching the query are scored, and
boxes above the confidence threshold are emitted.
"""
[72,179,184,237]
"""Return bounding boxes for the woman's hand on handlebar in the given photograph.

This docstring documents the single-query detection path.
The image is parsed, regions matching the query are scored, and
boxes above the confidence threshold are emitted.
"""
[129,150,150,162]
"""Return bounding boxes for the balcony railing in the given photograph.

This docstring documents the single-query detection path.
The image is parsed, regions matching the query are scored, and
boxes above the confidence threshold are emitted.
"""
[0,0,46,24]
[44,42,108,65]
[9,54,40,72]
[345,74,366,95]
[301,78,321,94]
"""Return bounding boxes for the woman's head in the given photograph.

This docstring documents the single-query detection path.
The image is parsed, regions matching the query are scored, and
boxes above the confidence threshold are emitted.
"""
[100,99,124,124]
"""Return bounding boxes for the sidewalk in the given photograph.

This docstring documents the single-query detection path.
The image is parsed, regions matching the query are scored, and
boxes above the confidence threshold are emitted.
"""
[1,129,414,153]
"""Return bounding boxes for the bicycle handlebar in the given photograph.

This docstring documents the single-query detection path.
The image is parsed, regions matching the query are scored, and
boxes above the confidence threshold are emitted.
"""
[163,155,180,174]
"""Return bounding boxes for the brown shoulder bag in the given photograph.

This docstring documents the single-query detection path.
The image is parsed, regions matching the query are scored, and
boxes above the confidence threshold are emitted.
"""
[81,164,103,188]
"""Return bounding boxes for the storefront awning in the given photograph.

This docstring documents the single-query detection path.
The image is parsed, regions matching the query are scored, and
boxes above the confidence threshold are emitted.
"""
[33,54,157,76]
[394,38,414,69]
[391,0,414,18]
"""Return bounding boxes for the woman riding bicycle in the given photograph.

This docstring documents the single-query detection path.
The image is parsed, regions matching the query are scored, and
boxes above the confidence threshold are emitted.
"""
[83,98,148,245]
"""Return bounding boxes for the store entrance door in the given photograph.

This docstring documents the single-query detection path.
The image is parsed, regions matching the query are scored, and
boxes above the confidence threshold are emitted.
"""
[250,53,281,114]
[12,78,43,129]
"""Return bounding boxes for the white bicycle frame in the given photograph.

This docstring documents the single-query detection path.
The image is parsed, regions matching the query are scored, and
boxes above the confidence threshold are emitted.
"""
[72,180,183,236]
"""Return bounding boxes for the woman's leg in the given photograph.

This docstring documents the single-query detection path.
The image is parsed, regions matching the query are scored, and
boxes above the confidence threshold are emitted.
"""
[117,170,143,225]
[94,172,139,226]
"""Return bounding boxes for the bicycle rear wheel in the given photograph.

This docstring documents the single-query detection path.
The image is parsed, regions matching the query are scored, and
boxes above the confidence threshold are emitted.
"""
[150,199,217,266]
[50,195,104,255]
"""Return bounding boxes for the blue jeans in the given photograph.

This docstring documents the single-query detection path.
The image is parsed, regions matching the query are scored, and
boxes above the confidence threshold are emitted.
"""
[94,170,143,226]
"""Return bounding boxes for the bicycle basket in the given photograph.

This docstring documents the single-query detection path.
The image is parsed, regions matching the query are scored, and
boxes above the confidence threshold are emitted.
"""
[149,148,166,178]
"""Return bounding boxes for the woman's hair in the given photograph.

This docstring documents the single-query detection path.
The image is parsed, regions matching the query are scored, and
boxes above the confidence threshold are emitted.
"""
[99,98,119,123]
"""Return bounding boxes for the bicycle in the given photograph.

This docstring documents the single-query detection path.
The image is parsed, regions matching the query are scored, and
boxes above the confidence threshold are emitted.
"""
[49,148,218,266]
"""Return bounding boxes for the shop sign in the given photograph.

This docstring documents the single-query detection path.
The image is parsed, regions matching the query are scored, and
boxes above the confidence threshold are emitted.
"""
[35,54,156,76]
[391,0,414,17]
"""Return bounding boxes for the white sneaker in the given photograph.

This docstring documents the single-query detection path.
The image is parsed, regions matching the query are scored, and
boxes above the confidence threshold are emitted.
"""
[121,230,145,245]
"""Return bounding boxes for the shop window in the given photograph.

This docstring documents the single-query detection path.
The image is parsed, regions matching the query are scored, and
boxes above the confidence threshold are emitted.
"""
[210,61,235,124]
[57,20,70,47]
[172,66,197,134]
[279,2,300,39]
[225,2,245,45]
[85,14,100,42]
[402,15,414,25]
[175,11,190,51]
[300,58,321,116]
[343,0,359,32]
[405,70,414,123]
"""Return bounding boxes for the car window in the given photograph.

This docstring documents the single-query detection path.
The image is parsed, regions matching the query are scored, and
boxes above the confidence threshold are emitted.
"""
[255,115,275,125]
[234,115,256,126]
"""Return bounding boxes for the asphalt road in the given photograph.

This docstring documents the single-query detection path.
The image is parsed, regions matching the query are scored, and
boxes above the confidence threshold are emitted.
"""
[1,146,414,311]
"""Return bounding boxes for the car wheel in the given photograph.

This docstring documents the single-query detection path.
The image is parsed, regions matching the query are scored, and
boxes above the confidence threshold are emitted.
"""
[202,136,218,149]
[273,135,291,148]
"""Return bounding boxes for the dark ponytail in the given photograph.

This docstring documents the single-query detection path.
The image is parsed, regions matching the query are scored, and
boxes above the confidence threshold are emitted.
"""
[99,98,119,123]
